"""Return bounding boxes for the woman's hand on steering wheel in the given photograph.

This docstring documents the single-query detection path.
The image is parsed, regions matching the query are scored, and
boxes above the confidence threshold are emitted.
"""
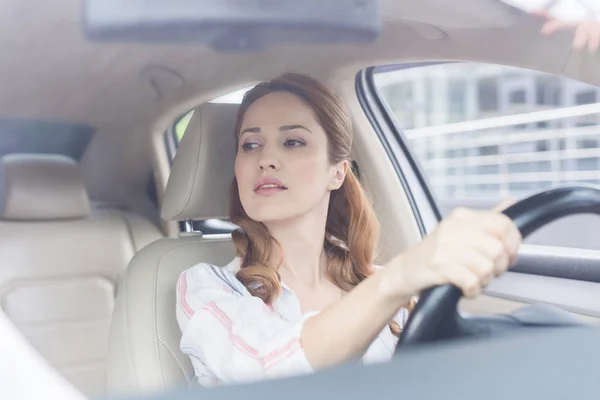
[388,202,523,300]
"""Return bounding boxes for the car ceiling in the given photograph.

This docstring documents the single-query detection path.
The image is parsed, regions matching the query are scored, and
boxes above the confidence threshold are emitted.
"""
[1,0,598,217]
[3,0,597,127]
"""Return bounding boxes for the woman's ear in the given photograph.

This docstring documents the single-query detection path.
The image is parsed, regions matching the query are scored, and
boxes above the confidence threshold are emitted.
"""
[328,160,349,191]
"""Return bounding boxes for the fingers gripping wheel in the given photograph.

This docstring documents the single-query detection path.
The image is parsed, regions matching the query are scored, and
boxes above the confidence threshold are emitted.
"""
[395,185,600,350]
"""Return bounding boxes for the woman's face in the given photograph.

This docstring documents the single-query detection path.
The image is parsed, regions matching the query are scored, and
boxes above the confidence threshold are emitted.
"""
[235,91,347,224]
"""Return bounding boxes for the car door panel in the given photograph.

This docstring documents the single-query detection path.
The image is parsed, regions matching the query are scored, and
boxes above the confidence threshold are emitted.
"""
[460,244,600,323]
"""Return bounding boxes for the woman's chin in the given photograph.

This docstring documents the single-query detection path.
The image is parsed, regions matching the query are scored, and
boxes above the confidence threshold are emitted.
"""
[246,208,300,225]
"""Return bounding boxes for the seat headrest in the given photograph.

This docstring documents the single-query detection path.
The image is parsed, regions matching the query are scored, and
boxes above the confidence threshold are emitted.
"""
[162,103,240,221]
[0,154,90,221]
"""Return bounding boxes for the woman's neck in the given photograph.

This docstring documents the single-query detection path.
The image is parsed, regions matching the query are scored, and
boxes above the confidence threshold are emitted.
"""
[265,203,329,289]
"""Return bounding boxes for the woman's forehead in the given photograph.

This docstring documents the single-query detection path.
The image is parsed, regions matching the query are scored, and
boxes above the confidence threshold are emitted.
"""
[242,91,319,128]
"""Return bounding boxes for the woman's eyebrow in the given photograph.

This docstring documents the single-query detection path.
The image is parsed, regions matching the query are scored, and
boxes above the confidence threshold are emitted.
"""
[240,127,261,136]
[280,124,312,133]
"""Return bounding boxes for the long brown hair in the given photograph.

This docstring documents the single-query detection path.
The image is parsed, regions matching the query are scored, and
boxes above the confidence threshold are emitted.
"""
[229,73,407,335]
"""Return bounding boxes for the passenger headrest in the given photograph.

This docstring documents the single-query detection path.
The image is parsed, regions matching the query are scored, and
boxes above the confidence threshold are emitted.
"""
[161,103,240,221]
[0,154,90,221]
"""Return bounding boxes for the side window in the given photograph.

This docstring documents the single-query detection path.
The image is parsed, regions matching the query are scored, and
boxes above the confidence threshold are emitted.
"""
[373,62,600,250]
[174,110,194,144]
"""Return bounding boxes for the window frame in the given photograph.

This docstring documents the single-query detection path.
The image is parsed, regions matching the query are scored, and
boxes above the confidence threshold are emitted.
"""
[366,61,600,206]
[356,65,443,236]
[361,60,600,255]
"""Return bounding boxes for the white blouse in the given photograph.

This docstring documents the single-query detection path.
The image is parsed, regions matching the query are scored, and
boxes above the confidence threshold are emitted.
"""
[176,257,409,387]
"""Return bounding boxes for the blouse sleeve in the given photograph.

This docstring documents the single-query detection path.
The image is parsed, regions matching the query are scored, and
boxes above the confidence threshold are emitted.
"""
[176,263,318,385]
[501,0,600,19]
[393,307,410,330]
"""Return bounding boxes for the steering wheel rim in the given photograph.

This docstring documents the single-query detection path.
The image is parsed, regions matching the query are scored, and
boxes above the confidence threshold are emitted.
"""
[395,185,600,350]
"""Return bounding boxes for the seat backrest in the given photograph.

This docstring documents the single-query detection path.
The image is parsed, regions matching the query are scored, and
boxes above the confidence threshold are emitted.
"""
[0,154,162,396]
[107,103,240,396]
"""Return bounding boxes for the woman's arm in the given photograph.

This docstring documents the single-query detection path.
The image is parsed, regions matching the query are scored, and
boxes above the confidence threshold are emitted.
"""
[178,207,520,381]
[301,205,521,369]
[301,266,411,369]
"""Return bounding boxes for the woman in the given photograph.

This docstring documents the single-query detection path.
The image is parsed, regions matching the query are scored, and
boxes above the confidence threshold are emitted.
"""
[176,73,522,387]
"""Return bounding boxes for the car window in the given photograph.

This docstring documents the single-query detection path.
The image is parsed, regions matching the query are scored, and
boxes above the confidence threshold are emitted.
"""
[372,62,600,250]
[174,110,194,144]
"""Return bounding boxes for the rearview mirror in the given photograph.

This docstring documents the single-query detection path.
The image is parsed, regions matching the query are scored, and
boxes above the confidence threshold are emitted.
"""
[83,0,380,51]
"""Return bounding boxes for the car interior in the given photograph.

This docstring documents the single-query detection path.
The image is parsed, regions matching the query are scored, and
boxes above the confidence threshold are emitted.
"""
[1,0,600,398]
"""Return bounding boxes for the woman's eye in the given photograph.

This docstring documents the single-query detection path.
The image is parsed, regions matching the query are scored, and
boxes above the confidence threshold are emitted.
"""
[284,139,305,148]
[241,142,260,152]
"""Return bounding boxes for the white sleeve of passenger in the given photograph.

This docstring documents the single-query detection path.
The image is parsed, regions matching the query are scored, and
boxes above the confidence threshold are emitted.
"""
[500,0,600,20]
[581,0,600,19]
[176,263,318,385]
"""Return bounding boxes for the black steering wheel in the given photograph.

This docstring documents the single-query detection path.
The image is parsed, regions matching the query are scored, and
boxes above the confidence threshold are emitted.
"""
[395,185,598,351]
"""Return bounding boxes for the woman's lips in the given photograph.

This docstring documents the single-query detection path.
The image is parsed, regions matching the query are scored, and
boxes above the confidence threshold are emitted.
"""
[255,184,287,196]
[254,176,287,195]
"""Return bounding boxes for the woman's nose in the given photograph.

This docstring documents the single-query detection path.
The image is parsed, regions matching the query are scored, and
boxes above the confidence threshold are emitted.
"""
[258,146,280,171]
[259,158,278,171]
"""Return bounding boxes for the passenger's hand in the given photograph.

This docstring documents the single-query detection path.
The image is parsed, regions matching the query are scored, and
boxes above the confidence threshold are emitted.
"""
[389,202,522,299]
[533,10,600,53]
